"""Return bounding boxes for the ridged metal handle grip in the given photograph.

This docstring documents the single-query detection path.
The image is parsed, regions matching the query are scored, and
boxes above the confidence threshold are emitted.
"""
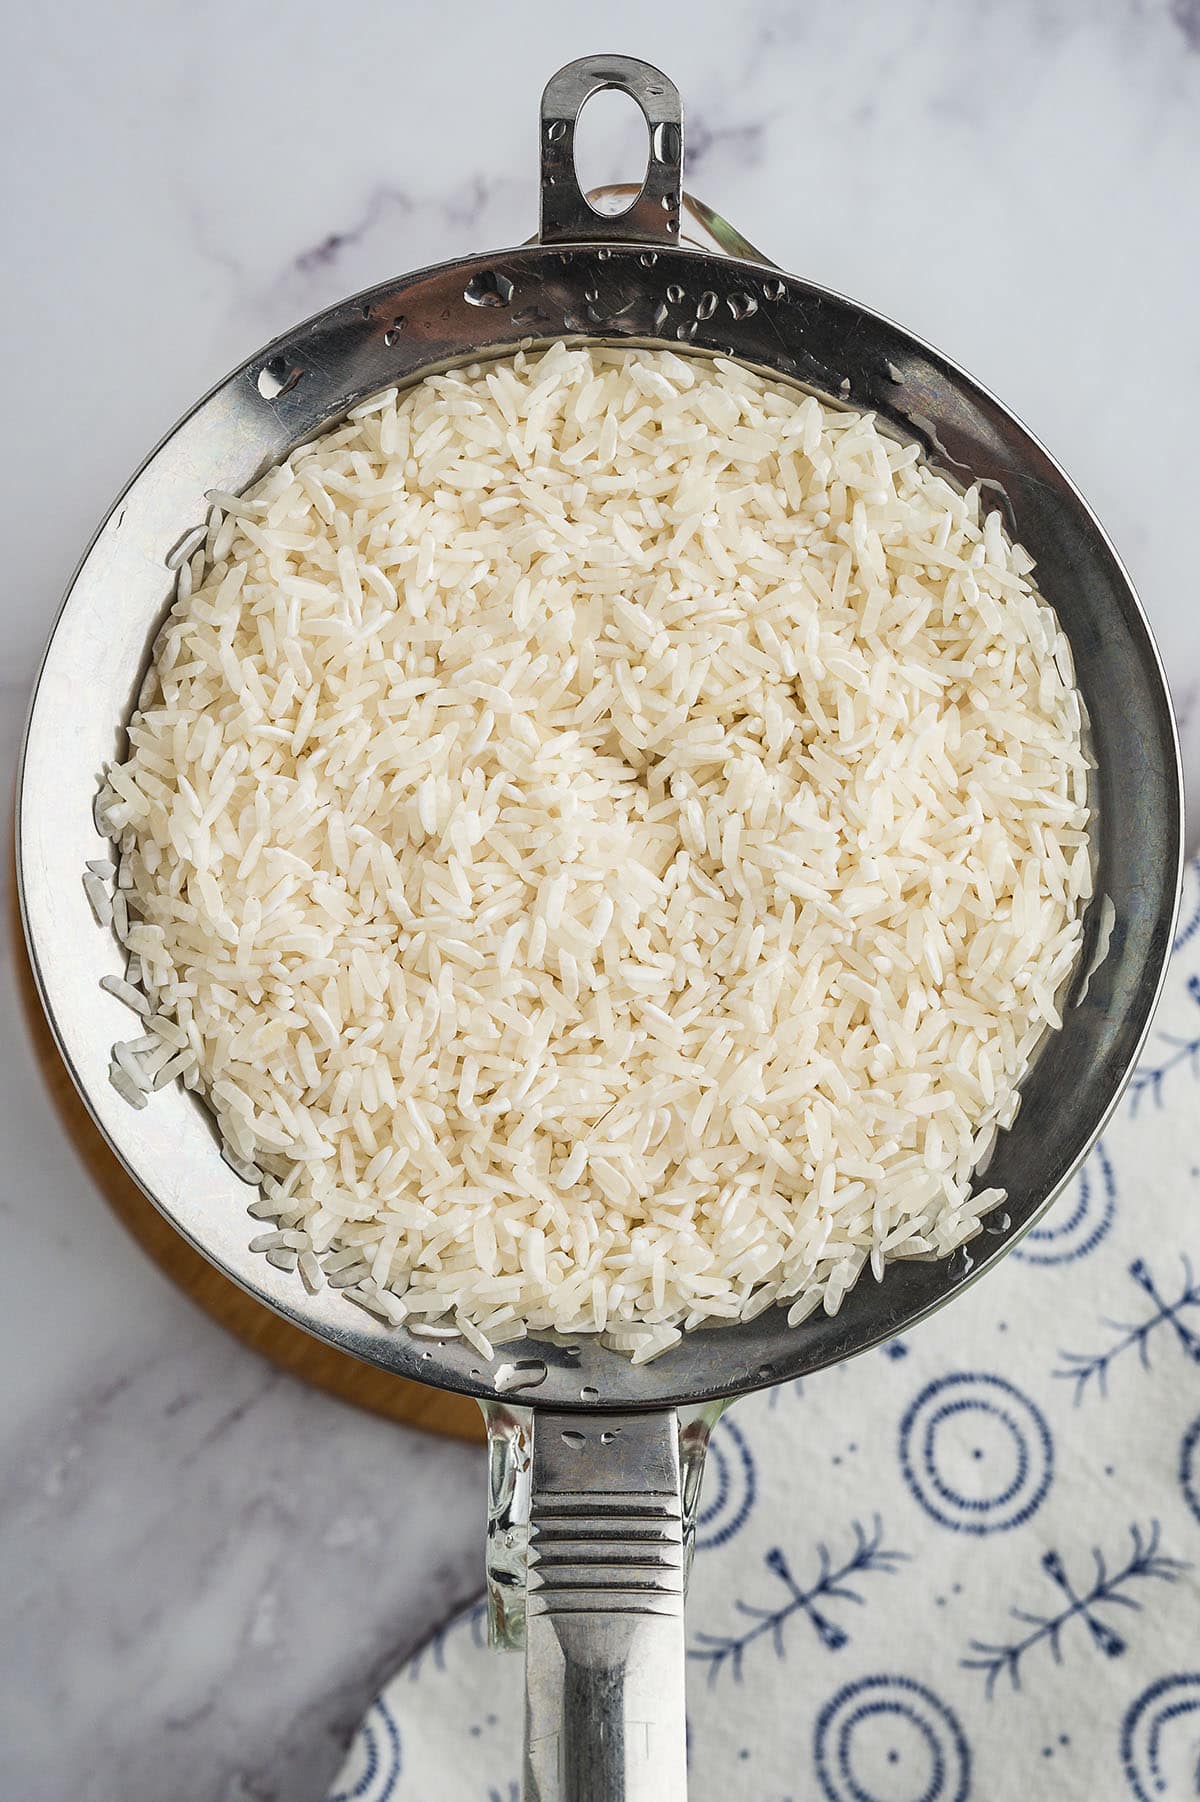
[524,1409,688,1802]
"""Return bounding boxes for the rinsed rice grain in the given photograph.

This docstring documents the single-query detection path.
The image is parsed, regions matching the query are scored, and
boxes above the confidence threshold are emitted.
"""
[100,975,151,1017]
[96,343,1089,1353]
[298,1248,324,1291]
[344,1283,406,1324]
[327,1264,371,1290]
[250,1230,291,1253]
[108,1059,148,1109]
[83,872,114,927]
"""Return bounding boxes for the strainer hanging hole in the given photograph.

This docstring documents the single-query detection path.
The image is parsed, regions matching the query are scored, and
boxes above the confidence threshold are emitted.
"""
[539,54,683,247]
[464,270,514,308]
[256,356,303,400]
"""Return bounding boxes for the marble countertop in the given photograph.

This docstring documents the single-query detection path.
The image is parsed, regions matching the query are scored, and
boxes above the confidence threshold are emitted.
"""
[2,4,1197,1797]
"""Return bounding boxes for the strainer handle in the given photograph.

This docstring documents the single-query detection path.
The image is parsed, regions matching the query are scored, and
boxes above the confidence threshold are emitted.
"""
[540,55,683,247]
[524,1407,688,1802]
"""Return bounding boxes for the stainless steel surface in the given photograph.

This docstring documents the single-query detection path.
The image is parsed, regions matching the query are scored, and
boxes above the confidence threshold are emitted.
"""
[16,49,1183,1802]
[483,1400,727,1658]
[525,1411,686,1802]
[540,57,682,246]
[586,182,774,265]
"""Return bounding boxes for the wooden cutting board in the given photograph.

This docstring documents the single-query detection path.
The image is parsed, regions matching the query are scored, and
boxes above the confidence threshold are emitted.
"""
[13,892,483,1443]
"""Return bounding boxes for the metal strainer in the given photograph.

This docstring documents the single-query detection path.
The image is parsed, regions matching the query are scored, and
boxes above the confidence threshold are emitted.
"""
[17,53,1182,1802]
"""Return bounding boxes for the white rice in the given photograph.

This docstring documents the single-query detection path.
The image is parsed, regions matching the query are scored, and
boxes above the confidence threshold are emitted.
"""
[297,1248,324,1292]
[84,872,114,928]
[92,343,1090,1353]
[99,974,151,1017]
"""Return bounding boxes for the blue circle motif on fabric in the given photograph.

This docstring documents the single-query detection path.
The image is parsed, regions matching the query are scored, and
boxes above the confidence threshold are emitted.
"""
[1012,1142,1116,1265]
[327,1699,402,1802]
[899,1373,1053,1534]
[1121,1673,1200,1801]
[814,1674,971,1802]
[1180,1414,1200,1527]
[695,1417,757,1551]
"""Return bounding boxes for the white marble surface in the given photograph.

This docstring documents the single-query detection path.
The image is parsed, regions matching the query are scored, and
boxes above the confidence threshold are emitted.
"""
[2,3,1198,1797]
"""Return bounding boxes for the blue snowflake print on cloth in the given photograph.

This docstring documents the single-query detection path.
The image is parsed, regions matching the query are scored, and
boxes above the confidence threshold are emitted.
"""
[1128,974,1200,1115]
[813,1675,971,1802]
[962,1523,1188,1697]
[694,1416,756,1550]
[327,1698,402,1802]
[1120,1673,1200,1801]
[1012,1142,1116,1266]
[1056,1258,1200,1403]
[689,1518,907,1682]
[899,1373,1053,1534]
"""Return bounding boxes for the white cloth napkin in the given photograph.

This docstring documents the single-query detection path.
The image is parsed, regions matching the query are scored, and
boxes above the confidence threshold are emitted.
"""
[327,860,1200,1802]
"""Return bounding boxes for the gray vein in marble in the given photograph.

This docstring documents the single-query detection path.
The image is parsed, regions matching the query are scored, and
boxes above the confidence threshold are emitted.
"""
[1,1325,481,1802]
[184,200,249,291]
[241,174,528,325]
[683,110,767,175]
[1171,0,1200,49]
[294,186,414,277]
